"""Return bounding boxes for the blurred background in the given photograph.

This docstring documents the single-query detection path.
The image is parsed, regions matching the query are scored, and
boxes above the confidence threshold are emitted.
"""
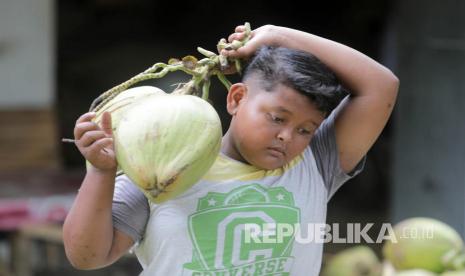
[0,0,464,275]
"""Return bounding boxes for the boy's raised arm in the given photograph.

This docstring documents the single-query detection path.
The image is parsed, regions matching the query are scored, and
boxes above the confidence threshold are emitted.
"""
[223,25,399,173]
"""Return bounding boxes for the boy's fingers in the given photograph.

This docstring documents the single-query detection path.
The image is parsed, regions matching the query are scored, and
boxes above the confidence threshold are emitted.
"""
[227,34,235,43]
[79,131,107,148]
[90,137,114,155]
[227,33,237,43]
[228,33,245,43]
[74,121,99,140]
[76,112,96,124]
[100,112,113,136]
[221,46,251,59]
[235,25,245,32]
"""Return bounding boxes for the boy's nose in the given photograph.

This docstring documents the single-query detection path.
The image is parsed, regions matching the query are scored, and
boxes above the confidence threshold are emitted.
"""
[277,129,292,142]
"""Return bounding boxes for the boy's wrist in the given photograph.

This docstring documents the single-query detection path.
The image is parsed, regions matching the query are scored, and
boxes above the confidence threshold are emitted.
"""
[87,165,117,177]
[269,25,289,48]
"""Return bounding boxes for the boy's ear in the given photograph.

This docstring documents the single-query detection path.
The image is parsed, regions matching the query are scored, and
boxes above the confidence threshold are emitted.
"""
[226,83,247,116]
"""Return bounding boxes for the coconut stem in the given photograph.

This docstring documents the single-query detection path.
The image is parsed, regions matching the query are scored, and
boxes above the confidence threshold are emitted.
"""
[202,79,211,100]
[215,70,232,91]
[89,23,252,112]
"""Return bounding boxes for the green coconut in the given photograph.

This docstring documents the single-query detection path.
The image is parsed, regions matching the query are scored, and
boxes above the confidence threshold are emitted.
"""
[114,92,222,203]
[441,271,465,276]
[86,86,165,171]
[383,217,464,273]
[383,261,440,276]
[396,269,437,276]
[382,261,398,276]
[322,246,381,276]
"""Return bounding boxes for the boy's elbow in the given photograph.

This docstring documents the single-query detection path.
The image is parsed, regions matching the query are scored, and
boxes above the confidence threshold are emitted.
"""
[68,259,96,270]
[66,253,114,270]
[66,251,95,270]
[391,74,400,91]
[386,70,400,93]
[63,238,110,270]
[64,246,103,270]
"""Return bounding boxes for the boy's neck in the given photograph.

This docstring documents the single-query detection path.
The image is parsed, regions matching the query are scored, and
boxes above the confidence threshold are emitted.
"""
[220,129,245,163]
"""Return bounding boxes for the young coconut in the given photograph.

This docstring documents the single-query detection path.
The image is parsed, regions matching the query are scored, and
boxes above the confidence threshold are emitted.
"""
[383,217,465,273]
[395,269,438,276]
[113,93,222,202]
[441,270,465,276]
[85,86,165,172]
[383,261,441,276]
[321,246,382,276]
[91,86,165,127]
[382,261,397,276]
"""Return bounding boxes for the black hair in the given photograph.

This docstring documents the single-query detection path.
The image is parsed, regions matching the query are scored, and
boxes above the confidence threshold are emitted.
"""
[242,46,347,117]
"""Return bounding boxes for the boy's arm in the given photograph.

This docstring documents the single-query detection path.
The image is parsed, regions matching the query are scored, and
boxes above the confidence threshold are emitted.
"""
[63,168,134,269]
[63,112,134,269]
[224,25,399,174]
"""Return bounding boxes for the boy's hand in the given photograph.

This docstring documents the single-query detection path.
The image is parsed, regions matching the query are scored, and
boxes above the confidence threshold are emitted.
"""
[74,112,117,172]
[221,24,281,60]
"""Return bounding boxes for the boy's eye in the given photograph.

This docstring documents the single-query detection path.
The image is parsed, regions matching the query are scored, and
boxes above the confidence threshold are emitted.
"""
[298,128,312,136]
[269,114,284,123]
[273,116,284,123]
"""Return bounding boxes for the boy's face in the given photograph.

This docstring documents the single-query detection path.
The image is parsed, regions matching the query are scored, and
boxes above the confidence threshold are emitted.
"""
[223,77,326,170]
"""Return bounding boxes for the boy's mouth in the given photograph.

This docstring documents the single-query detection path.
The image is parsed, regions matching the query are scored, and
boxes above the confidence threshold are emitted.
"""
[267,146,286,157]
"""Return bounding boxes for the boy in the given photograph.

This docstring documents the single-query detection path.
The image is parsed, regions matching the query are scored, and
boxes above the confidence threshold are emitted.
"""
[63,24,399,275]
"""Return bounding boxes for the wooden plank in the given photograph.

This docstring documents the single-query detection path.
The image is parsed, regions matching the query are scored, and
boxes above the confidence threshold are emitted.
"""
[0,109,61,172]
[19,224,63,244]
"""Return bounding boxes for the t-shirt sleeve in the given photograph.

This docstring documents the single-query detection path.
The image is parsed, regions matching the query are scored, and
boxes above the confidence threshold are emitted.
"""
[310,110,366,200]
[112,174,150,242]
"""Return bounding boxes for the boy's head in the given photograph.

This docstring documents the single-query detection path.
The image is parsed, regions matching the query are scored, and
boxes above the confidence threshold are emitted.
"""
[223,46,347,170]
[242,46,347,116]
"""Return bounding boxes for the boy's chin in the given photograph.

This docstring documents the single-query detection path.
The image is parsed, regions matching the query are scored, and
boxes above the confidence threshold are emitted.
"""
[250,158,285,171]
[240,150,287,170]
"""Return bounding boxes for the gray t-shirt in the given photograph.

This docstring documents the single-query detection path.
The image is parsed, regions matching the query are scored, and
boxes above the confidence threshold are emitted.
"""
[112,112,365,276]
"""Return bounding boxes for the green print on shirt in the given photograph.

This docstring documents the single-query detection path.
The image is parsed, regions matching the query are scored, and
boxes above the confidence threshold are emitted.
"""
[182,184,300,276]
